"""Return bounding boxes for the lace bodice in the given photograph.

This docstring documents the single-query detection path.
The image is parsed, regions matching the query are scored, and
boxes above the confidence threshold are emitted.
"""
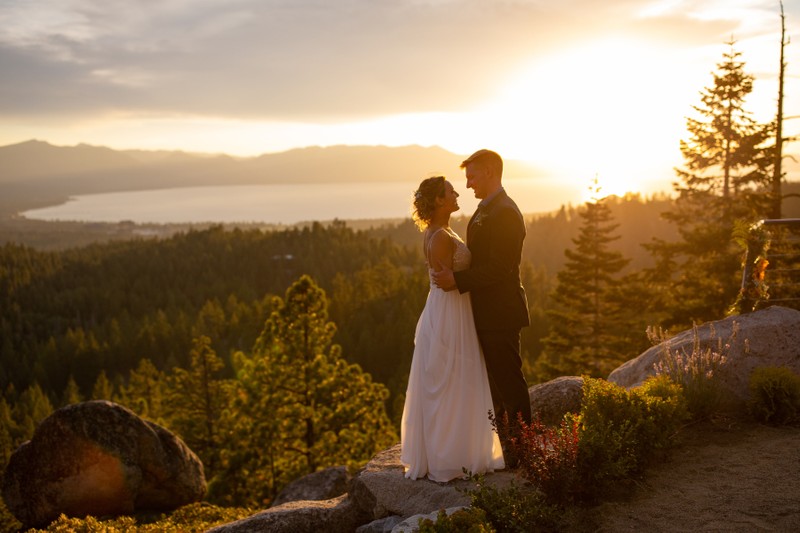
[451,234,471,272]
[427,228,471,275]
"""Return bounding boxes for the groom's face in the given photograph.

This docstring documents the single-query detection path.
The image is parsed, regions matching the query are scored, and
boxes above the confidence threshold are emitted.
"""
[464,162,490,199]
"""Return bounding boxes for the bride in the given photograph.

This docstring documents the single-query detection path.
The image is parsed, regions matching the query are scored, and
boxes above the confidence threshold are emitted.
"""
[400,176,504,482]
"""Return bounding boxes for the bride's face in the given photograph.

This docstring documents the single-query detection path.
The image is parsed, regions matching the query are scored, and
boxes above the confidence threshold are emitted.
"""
[440,181,460,214]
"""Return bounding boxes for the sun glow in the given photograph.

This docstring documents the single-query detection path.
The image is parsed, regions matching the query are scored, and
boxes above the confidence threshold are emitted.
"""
[473,37,711,198]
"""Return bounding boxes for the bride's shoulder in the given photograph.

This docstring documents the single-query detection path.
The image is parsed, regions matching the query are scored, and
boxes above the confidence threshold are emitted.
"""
[425,226,456,250]
[424,225,445,239]
[439,227,463,243]
[446,228,464,243]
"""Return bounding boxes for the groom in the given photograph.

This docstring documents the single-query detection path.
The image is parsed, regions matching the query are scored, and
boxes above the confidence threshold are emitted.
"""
[432,149,532,459]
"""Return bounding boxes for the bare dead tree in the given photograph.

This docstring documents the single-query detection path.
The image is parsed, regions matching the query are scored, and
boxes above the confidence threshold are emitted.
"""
[772,1,799,216]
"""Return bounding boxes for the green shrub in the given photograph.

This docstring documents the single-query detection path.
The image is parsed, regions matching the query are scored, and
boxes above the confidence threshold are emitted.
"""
[30,503,255,532]
[35,515,139,532]
[494,376,687,504]
[638,374,690,447]
[418,507,495,533]
[574,376,688,499]
[748,366,800,425]
[457,475,565,533]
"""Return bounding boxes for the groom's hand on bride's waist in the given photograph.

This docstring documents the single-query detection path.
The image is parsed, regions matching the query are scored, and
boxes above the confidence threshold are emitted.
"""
[431,261,457,291]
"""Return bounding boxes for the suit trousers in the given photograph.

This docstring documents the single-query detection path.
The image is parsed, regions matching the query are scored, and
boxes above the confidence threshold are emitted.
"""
[475,328,532,427]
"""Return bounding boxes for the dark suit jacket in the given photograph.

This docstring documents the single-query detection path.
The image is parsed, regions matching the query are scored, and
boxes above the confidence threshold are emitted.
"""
[454,189,530,330]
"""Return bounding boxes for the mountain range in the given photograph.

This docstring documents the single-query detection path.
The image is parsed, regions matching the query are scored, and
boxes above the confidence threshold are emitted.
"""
[0,140,543,213]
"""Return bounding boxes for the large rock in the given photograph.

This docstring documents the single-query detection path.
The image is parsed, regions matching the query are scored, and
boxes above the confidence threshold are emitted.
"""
[207,495,368,533]
[356,515,405,533]
[271,465,349,507]
[528,376,584,425]
[608,306,800,408]
[349,444,517,520]
[1,400,206,528]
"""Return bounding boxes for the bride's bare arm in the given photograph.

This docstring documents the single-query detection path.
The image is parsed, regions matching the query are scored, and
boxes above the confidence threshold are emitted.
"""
[427,230,455,273]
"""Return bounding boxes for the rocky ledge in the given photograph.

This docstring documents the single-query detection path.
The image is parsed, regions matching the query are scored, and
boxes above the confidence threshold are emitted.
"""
[207,444,520,533]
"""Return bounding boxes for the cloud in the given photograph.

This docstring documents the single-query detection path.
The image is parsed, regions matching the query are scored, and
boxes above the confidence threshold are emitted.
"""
[0,0,794,125]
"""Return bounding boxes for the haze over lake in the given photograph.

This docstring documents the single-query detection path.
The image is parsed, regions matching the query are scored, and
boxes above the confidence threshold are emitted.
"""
[21,179,583,225]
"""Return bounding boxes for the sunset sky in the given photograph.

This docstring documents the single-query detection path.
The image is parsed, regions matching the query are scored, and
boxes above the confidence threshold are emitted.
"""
[1,0,798,197]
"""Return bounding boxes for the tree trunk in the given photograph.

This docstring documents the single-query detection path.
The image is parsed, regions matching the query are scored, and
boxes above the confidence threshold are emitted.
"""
[771,1,787,219]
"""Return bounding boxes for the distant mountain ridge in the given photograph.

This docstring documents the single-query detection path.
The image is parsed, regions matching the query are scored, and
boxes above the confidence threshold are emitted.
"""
[0,140,542,188]
[0,140,544,214]
[0,140,141,182]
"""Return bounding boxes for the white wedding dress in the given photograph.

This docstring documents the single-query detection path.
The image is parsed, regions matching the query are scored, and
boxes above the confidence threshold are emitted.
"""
[400,228,504,482]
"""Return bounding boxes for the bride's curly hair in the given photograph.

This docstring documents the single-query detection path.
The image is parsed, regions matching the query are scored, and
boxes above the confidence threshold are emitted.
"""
[412,176,446,231]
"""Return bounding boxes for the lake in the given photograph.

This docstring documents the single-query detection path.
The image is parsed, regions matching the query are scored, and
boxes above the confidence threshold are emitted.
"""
[20,180,580,225]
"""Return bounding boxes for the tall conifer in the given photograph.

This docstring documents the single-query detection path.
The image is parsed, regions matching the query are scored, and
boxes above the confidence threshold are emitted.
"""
[90,370,114,400]
[13,383,53,440]
[168,337,231,475]
[0,398,17,466]
[60,375,83,406]
[229,275,396,506]
[537,183,632,379]
[646,41,773,327]
[119,358,168,423]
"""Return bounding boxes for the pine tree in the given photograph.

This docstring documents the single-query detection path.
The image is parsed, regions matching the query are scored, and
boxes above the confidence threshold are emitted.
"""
[59,327,103,393]
[537,183,632,379]
[167,337,232,475]
[646,41,773,327]
[677,40,773,220]
[228,275,397,506]
[12,383,53,441]
[118,358,167,423]
[329,259,426,394]
[60,375,83,406]
[193,300,227,344]
[520,260,553,383]
[90,370,114,400]
[0,397,17,466]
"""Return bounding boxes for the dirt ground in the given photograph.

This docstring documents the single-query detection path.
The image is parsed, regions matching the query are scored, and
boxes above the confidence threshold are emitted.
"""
[579,418,800,532]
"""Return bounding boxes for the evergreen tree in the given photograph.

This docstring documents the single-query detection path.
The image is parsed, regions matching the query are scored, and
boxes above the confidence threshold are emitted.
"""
[117,358,167,423]
[0,398,17,466]
[536,185,632,379]
[12,383,53,440]
[193,300,228,346]
[229,275,397,506]
[60,375,83,406]
[329,258,426,407]
[167,337,232,478]
[59,327,102,393]
[90,370,114,400]
[646,41,773,327]
[520,260,553,384]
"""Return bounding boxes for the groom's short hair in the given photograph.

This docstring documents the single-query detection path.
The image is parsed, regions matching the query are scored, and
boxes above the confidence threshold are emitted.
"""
[460,149,503,177]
